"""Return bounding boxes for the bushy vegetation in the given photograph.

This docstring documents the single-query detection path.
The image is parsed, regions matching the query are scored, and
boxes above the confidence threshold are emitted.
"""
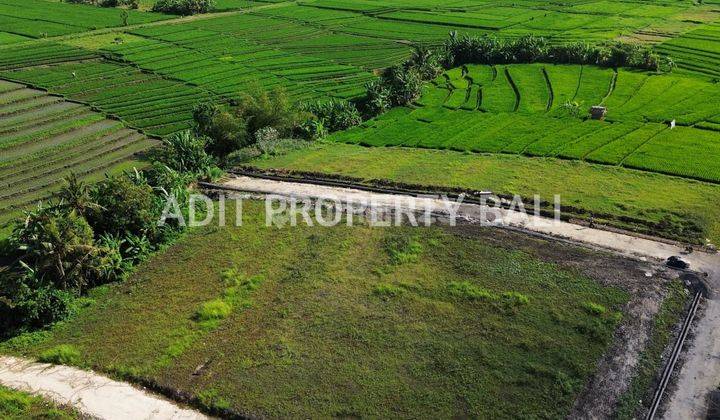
[0,131,217,337]
[442,33,662,70]
[152,0,214,15]
[0,385,78,419]
[65,0,138,8]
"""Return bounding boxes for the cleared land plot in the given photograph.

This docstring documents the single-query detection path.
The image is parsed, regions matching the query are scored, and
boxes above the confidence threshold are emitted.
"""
[3,201,680,418]
[331,64,720,183]
[0,81,156,234]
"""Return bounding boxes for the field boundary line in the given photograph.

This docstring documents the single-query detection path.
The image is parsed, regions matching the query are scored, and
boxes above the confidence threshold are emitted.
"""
[571,65,583,101]
[541,66,553,112]
[618,126,667,166]
[601,68,618,105]
[504,67,520,112]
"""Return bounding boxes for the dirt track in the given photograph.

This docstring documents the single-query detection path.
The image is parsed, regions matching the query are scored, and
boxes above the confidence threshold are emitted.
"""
[0,356,208,420]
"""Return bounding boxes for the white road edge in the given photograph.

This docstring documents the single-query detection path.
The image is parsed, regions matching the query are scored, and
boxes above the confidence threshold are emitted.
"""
[0,356,208,420]
[217,175,720,420]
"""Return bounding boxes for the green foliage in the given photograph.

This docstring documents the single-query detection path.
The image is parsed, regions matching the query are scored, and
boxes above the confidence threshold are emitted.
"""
[193,102,250,158]
[447,281,496,301]
[443,33,660,71]
[297,118,328,140]
[38,344,81,365]
[153,131,216,175]
[582,301,607,316]
[0,385,77,419]
[235,86,303,138]
[373,283,406,299]
[300,100,362,132]
[152,0,215,15]
[196,389,231,412]
[195,299,232,322]
[385,234,423,265]
[87,174,159,238]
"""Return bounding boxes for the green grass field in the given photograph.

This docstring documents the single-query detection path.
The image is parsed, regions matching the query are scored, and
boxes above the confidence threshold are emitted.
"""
[0,386,78,420]
[0,201,638,418]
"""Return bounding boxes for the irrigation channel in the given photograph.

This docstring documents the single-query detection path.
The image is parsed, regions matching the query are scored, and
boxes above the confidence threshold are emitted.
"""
[647,291,702,420]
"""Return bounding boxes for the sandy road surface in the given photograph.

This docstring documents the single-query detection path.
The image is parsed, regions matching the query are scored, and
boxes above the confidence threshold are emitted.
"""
[0,356,208,420]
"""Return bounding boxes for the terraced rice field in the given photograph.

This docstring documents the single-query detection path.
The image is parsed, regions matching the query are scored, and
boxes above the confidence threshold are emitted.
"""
[0,80,156,234]
[656,22,720,80]
[332,64,720,183]
[0,55,218,136]
[0,0,169,38]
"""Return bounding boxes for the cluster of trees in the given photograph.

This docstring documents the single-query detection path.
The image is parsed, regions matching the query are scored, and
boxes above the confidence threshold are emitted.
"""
[65,0,138,9]
[442,32,663,70]
[192,87,364,161]
[0,133,219,336]
[151,0,214,15]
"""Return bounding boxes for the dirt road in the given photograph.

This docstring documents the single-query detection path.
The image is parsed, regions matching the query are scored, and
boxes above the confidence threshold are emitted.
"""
[0,356,208,420]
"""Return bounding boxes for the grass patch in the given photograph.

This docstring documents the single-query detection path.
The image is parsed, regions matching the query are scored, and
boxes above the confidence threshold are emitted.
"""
[0,385,78,419]
[38,345,81,366]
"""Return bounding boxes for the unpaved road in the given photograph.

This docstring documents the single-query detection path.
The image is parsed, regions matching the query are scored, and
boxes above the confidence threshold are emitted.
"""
[216,175,720,419]
[0,356,208,420]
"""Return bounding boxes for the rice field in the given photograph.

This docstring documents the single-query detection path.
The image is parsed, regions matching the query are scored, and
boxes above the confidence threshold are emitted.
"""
[0,80,156,234]
[0,0,169,39]
[331,64,720,183]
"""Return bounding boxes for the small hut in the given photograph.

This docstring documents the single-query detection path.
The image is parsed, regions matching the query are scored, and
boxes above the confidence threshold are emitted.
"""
[589,106,607,120]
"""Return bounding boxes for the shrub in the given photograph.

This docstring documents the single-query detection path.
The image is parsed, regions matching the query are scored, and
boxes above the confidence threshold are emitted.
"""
[254,126,279,143]
[9,207,111,292]
[447,281,496,301]
[364,80,392,115]
[235,86,303,137]
[407,45,444,79]
[38,345,81,365]
[301,100,362,132]
[88,174,159,238]
[373,283,405,299]
[582,301,607,316]
[193,102,249,158]
[152,0,214,15]
[297,118,328,140]
[152,130,216,175]
[501,291,530,306]
[195,299,232,322]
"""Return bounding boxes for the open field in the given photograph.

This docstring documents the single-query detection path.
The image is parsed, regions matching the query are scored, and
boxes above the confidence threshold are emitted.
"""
[0,80,156,235]
[0,201,687,418]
